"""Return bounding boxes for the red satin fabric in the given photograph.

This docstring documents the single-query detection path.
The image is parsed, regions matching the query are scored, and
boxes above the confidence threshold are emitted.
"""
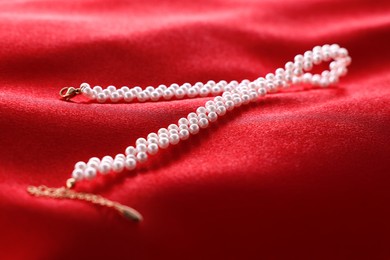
[1,0,389,259]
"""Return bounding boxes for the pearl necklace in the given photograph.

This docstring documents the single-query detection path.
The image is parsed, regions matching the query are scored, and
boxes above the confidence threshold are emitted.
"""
[28,44,351,222]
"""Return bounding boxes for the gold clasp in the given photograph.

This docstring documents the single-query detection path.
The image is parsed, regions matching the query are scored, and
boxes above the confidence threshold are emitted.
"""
[59,87,81,101]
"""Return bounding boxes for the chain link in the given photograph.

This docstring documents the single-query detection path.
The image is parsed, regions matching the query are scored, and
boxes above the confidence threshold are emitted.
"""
[27,185,142,222]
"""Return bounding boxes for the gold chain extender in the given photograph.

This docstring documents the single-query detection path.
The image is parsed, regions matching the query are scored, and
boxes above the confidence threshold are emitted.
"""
[27,178,143,222]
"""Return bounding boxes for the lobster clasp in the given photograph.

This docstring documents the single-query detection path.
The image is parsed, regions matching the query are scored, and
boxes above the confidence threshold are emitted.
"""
[59,87,81,101]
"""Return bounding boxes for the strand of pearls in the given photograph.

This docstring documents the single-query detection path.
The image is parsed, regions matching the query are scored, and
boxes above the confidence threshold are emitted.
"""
[72,44,351,181]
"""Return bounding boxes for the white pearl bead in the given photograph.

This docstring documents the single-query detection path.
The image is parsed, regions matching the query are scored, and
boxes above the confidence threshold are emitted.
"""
[187,112,198,119]
[265,73,275,81]
[225,100,235,110]
[199,88,209,97]
[179,129,190,140]
[206,80,215,86]
[214,96,223,102]
[84,167,97,179]
[224,85,233,92]
[188,88,198,97]
[169,134,180,145]
[196,107,207,114]
[125,158,137,170]
[145,86,154,92]
[80,82,90,89]
[217,106,226,116]
[293,68,303,76]
[98,162,111,174]
[96,93,107,103]
[249,91,258,101]
[320,78,330,87]
[208,112,218,122]
[211,86,221,95]
[195,82,203,88]
[136,138,148,146]
[121,86,130,92]
[313,55,322,65]
[158,128,169,135]
[150,91,160,101]
[303,61,313,70]
[312,75,321,85]
[198,118,209,128]
[74,161,87,170]
[189,124,199,134]
[170,83,179,90]
[337,67,347,76]
[258,88,267,96]
[148,143,159,155]
[133,86,142,93]
[294,54,304,62]
[302,73,312,83]
[148,137,158,144]
[205,100,215,107]
[117,89,124,96]
[313,46,322,53]
[178,118,189,125]
[124,92,134,102]
[304,50,313,57]
[179,124,189,130]
[241,95,250,104]
[189,118,198,125]
[275,68,284,75]
[103,89,110,96]
[159,138,170,149]
[125,146,136,155]
[198,113,207,119]
[72,169,84,180]
[292,76,301,84]
[224,94,232,101]
[159,133,169,139]
[102,155,113,162]
[329,75,338,84]
[136,152,148,163]
[81,84,93,95]
[126,154,136,160]
[168,124,179,131]
[285,62,294,70]
[338,48,348,57]
[137,92,148,102]
[233,97,242,107]
[169,129,178,135]
[206,105,216,112]
[157,84,167,91]
[215,101,225,106]
[137,144,147,152]
[87,160,99,169]
[115,154,126,160]
[110,92,121,102]
[147,133,158,139]
[163,89,174,99]
[112,160,125,173]
[107,85,116,92]
[93,86,103,93]
[175,88,185,99]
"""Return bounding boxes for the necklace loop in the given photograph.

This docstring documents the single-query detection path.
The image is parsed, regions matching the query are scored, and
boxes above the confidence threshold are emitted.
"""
[30,44,351,222]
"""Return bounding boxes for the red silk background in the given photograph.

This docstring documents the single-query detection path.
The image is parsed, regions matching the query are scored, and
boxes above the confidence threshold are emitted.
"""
[0,0,389,259]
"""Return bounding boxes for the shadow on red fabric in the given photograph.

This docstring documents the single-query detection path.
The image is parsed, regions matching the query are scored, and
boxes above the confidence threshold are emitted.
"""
[0,0,389,259]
